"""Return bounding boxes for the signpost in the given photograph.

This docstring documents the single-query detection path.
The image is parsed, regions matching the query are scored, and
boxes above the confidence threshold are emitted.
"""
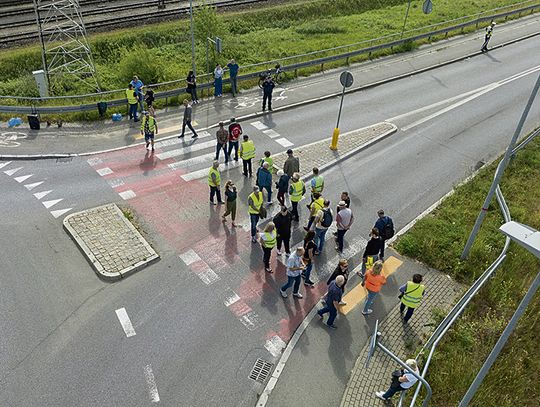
[330,71,354,150]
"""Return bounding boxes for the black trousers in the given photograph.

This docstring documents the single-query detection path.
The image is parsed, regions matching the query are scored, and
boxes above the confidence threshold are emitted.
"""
[291,201,299,221]
[210,186,221,203]
[277,234,290,253]
[243,159,252,176]
[181,119,198,137]
[263,92,272,110]
[262,246,272,269]
[481,36,491,51]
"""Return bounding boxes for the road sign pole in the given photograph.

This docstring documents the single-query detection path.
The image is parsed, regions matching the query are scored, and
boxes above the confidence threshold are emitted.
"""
[331,71,354,150]
[188,0,196,76]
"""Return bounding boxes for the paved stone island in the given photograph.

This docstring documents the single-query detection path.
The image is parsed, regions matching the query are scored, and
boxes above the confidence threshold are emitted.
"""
[63,203,159,281]
[272,122,397,180]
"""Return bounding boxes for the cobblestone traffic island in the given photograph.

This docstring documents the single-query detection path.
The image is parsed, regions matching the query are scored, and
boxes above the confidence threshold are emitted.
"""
[63,204,159,281]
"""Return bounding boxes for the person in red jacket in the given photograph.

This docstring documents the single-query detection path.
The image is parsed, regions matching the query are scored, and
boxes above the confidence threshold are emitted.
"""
[228,117,242,161]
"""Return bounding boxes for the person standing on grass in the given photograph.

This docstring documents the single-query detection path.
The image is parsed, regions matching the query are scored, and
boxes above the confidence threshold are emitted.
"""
[228,117,242,161]
[317,275,345,329]
[208,160,224,205]
[313,200,332,254]
[248,185,264,243]
[374,209,394,260]
[256,161,273,205]
[481,21,496,52]
[399,274,425,323]
[140,111,158,152]
[126,83,139,122]
[280,247,305,299]
[360,228,384,278]
[301,230,317,287]
[327,259,349,305]
[186,70,199,103]
[214,63,224,97]
[215,121,229,163]
[259,222,277,273]
[262,75,275,111]
[227,59,239,97]
[289,172,304,222]
[335,200,353,254]
[130,75,144,111]
[273,205,292,256]
[304,192,324,232]
[276,170,289,207]
[362,260,386,316]
[179,99,198,138]
[222,180,237,227]
[239,135,256,177]
[376,359,420,401]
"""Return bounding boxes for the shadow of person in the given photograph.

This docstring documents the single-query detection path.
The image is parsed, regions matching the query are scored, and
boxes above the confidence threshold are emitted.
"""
[208,202,221,238]
[326,314,354,384]
[139,150,157,176]
[223,221,239,263]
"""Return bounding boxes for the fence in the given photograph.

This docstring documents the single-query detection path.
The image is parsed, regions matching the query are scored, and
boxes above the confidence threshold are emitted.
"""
[0,1,538,115]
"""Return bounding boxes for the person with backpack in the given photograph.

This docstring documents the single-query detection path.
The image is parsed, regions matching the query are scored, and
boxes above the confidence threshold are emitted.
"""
[228,118,242,161]
[304,192,324,232]
[374,209,394,260]
[313,200,332,254]
[360,228,384,278]
[256,161,273,205]
[399,274,425,323]
[275,170,289,207]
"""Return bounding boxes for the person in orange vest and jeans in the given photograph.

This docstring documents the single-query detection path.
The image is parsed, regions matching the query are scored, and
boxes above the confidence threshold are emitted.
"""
[362,260,387,315]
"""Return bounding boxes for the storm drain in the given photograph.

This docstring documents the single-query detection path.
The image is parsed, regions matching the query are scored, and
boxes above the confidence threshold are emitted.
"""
[249,358,273,384]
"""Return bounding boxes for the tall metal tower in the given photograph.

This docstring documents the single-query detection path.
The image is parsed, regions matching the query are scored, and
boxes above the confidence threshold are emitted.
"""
[33,0,100,94]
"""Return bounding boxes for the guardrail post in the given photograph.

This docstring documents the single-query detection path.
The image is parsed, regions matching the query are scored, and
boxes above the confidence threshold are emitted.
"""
[294,69,298,78]
[346,57,349,66]
[320,63,324,72]
[445,31,449,38]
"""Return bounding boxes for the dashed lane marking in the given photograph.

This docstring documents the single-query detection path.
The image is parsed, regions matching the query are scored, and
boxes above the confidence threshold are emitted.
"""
[24,181,43,190]
[50,208,72,219]
[42,198,63,209]
[223,290,241,307]
[144,365,160,403]
[96,167,114,176]
[115,307,137,338]
[14,174,33,183]
[275,138,293,148]
[251,121,268,130]
[118,190,136,200]
[181,161,242,182]
[33,190,52,200]
[179,249,201,266]
[262,129,280,139]
[4,167,22,176]
[0,161,12,169]
[265,335,286,358]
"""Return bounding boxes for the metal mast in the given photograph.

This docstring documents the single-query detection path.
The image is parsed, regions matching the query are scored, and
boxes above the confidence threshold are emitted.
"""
[33,0,100,94]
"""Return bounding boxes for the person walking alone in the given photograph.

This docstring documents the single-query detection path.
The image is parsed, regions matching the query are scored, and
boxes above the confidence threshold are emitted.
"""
[262,75,275,111]
[126,84,139,122]
[313,200,332,254]
[227,59,239,97]
[273,205,292,256]
[259,222,277,273]
[275,170,289,207]
[239,135,256,177]
[335,200,353,253]
[256,162,273,205]
[289,172,305,222]
[360,228,384,278]
[302,230,317,287]
[317,275,345,329]
[374,209,394,260]
[283,149,299,178]
[208,160,224,205]
[222,180,237,227]
[362,260,386,315]
[215,121,229,163]
[140,111,158,152]
[376,359,420,401]
[280,247,305,299]
[248,185,264,243]
[179,99,198,138]
[186,70,199,103]
[214,63,224,97]
[481,21,496,52]
[399,274,425,323]
[228,118,242,162]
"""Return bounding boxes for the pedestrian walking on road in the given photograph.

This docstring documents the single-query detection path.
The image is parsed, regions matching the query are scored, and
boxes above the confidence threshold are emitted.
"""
[304,192,324,231]
[276,170,289,207]
[362,260,386,315]
[314,200,332,254]
[126,83,139,121]
[256,162,273,204]
[374,209,394,260]
[376,359,420,401]
[186,70,199,103]
[327,259,349,304]
[308,167,324,208]
[360,228,383,278]
[227,59,239,97]
[215,122,229,163]
[335,200,353,253]
[240,135,256,177]
[214,63,224,97]
[248,185,264,243]
[289,172,305,222]
[481,21,496,52]
[302,230,317,287]
[283,149,300,178]
[280,247,305,299]
[222,180,237,226]
[333,192,351,237]
[179,99,198,138]
[262,75,275,111]
[130,75,144,111]
[140,111,158,151]
[259,222,277,273]
[317,275,345,329]
[208,160,224,205]
[228,117,242,161]
[273,205,292,256]
[399,274,425,323]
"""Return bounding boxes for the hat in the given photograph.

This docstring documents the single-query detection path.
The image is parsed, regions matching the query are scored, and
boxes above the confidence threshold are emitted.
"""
[286,149,293,154]
[338,200,347,207]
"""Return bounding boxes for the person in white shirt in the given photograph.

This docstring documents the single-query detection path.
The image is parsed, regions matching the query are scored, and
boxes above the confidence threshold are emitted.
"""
[314,200,332,254]
[335,200,353,253]
[376,359,420,401]
[280,247,305,298]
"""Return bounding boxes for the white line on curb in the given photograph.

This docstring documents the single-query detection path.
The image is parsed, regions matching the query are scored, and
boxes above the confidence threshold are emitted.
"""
[115,307,136,338]
[144,364,160,403]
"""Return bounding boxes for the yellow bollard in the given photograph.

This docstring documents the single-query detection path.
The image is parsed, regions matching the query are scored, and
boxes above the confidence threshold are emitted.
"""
[330,127,340,150]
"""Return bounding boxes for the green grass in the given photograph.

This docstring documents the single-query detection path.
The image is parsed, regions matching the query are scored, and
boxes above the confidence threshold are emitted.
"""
[395,131,540,406]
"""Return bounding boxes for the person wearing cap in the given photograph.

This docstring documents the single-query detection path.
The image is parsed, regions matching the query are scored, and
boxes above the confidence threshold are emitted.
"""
[239,134,256,177]
[376,359,420,401]
[215,121,229,163]
[481,21,496,52]
[275,169,290,207]
[228,118,243,161]
[140,111,158,151]
[307,167,324,208]
[335,200,353,253]
[317,274,345,329]
[374,209,394,261]
[283,149,300,178]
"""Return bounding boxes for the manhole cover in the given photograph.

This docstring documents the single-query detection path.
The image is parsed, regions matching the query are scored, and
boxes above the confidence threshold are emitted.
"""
[249,358,273,384]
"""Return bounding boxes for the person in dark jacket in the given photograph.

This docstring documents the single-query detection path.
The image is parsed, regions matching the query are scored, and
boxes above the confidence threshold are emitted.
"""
[273,205,292,256]
[327,258,349,305]
[275,169,290,206]
[262,75,275,111]
[360,228,384,278]
[256,161,273,204]
[374,209,394,260]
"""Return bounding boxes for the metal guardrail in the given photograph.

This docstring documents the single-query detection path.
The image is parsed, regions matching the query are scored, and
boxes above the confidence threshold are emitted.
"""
[0,2,538,115]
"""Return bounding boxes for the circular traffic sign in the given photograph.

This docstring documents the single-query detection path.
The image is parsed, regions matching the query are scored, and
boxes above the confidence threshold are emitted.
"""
[340,71,354,88]
[423,0,433,14]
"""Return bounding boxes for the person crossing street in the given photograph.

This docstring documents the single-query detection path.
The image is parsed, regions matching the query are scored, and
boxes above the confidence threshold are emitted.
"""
[259,222,277,273]
[304,192,324,231]
[208,160,224,205]
[215,122,229,163]
[335,200,353,253]
[280,247,305,299]
[273,205,292,256]
[228,118,243,161]
[307,167,324,208]
[256,162,273,205]
[140,111,158,151]
[317,275,345,329]
[374,209,394,260]
[248,185,264,243]
[240,135,256,177]
[179,99,198,138]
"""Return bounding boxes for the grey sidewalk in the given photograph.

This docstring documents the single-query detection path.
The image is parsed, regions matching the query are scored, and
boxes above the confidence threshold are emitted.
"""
[1,13,539,157]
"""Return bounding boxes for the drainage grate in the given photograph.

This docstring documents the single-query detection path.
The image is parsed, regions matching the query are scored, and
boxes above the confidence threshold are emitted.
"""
[249,358,273,384]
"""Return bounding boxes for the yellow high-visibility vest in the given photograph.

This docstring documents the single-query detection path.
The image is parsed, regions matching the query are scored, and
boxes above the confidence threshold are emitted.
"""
[248,191,263,214]
[126,89,138,105]
[208,167,221,187]
[140,116,156,133]
[290,180,304,202]
[262,231,277,248]
[310,197,325,215]
[260,156,273,169]
[401,282,425,309]
[312,175,324,193]
[240,140,256,160]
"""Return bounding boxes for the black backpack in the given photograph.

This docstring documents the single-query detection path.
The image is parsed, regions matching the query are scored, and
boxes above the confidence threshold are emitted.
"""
[382,217,395,239]
[321,209,333,227]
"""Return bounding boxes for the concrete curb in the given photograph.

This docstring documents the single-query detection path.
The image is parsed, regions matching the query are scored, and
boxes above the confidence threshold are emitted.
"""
[1,29,538,161]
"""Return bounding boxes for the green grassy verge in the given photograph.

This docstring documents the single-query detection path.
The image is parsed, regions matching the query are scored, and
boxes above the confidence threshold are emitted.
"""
[395,131,540,406]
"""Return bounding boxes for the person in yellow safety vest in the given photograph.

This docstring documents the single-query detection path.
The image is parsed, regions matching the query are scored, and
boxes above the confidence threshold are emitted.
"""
[140,111,158,151]
[208,160,224,205]
[304,192,324,231]
[289,172,305,222]
[239,135,256,177]
[259,222,277,273]
[307,167,324,209]
[248,185,264,242]
[259,150,273,169]
[399,274,425,323]
[126,84,140,122]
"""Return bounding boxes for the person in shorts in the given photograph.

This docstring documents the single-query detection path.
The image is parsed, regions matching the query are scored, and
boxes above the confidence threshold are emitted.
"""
[140,111,158,151]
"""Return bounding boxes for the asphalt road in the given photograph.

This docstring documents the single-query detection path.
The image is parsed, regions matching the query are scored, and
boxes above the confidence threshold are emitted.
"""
[1,34,539,406]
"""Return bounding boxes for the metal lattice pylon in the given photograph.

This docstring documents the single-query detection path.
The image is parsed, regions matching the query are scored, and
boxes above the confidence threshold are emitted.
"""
[33,0,100,94]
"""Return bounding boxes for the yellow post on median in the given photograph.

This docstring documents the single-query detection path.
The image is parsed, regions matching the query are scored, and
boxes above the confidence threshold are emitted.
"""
[330,71,353,151]
[330,127,340,150]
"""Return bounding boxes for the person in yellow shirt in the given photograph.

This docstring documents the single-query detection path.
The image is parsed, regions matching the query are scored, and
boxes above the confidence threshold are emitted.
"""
[304,192,324,231]
[239,135,256,177]
[208,160,224,205]
[248,185,264,242]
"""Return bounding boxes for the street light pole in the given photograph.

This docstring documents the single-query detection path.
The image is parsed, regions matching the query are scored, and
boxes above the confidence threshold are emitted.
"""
[400,0,412,38]
[189,0,196,76]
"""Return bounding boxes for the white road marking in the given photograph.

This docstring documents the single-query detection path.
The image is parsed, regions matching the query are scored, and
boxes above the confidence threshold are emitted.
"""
[263,129,280,139]
[118,190,136,200]
[167,152,215,170]
[115,307,136,338]
[144,365,160,403]
[223,291,241,307]
[265,335,287,358]
[86,157,103,166]
[251,121,268,130]
[24,181,44,190]
[42,198,63,209]
[14,174,33,183]
[107,178,125,188]
[96,167,113,176]
[181,161,241,182]
[4,167,22,176]
[197,267,220,285]
[239,311,263,331]
[179,249,201,266]
[275,138,294,148]
[0,161,12,169]
[50,208,72,218]
[156,139,216,160]
[33,190,52,200]
[155,130,212,148]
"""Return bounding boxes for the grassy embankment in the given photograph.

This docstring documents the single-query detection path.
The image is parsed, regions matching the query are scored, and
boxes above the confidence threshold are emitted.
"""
[395,132,540,406]
[0,0,534,122]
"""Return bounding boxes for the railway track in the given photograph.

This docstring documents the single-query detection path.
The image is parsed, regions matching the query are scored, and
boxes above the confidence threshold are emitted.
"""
[0,0,269,47]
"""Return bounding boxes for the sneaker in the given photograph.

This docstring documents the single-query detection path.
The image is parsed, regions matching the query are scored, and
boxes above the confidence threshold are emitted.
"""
[210,201,216,205]
[327,324,337,329]
[375,391,387,401]
[178,134,185,138]
[151,148,155,152]
[265,268,273,273]
[276,250,282,255]
[304,280,315,287]
[285,252,291,256]
[251,237,257,243]
[303,226,309,232]
[280,289,287,298]
[362,309,373,315]
[192,134,198,139]
[317,312,323,320]
[217,201,224,204]
[335,246,341,252]
[146,143,150,150]
[338,300,347,305]
[293,292,303,299]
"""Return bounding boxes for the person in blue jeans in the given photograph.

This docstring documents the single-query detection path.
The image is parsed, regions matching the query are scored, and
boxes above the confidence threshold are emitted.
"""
[256,162,273,204]
[302,230,317,287]
[362,260,387,315]
[376,359,420,401]
[214,64,224,97]
[227,59,239,96]
[280,247,305,299]
[317,275,345,329]
[314,200,332,253]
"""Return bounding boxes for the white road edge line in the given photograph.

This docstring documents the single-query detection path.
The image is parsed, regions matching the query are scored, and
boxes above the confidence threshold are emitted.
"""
[115,307,136,338]
[144,364,160,403]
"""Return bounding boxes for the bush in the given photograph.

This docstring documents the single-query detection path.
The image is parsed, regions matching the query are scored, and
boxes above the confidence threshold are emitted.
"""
[296,20,348,35]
